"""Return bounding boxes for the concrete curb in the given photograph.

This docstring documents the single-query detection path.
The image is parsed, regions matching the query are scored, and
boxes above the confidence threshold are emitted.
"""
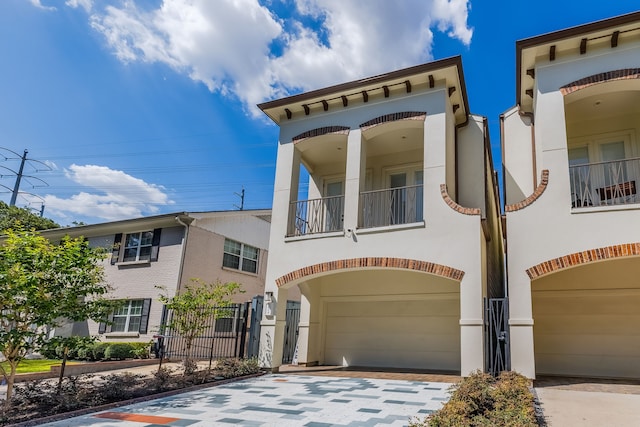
[6,371,267,427]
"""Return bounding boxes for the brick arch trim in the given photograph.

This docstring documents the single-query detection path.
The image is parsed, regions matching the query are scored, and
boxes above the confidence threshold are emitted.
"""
[505,170,549,212]
[527,243,640,280]
[275,257,464,287]
[560,68,640,96]
[292,126,350,143]
[440,184,481,216]
[359,111,427,132]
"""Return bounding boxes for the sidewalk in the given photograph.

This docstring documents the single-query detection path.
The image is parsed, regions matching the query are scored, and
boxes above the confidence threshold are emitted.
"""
[535,376,640,427]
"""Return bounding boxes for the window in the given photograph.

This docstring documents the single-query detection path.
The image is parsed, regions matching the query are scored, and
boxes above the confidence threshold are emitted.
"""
[99,299,151,335]
[123,231,153,262]
[111,229,162,264]
[223,238,259,274]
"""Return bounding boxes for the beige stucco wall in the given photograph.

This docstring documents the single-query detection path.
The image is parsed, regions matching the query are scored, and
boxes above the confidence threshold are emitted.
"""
[260,85,490,375]
[504,39,640,378]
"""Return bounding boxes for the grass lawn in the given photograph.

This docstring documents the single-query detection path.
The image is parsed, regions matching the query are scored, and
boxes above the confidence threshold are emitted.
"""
[0,359,76,374]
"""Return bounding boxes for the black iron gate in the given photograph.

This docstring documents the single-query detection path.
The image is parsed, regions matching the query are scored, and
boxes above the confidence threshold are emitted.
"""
[282,301,300,364]
[485,297,510,376]
[247,295,263,359]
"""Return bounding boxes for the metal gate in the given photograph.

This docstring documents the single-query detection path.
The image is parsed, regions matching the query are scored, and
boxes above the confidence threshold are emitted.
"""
[247,295,263,359]
[484,297,510,376]
[282,301,300,364]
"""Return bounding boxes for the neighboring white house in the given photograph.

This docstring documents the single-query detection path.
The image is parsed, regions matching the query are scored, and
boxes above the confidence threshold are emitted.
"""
[40,210,271,343]
[257,57,504,375]
[503,11,640,379]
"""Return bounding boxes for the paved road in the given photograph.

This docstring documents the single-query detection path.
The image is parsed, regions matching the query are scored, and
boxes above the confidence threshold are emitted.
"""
[39,374,452,426]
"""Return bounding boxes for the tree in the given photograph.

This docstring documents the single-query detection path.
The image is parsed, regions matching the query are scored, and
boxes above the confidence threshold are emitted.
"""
[157,279,243,373]
[0,229,112,401]
[0,201,58,231]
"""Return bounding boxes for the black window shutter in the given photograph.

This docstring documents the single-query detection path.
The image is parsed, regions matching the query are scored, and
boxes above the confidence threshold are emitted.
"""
[150,228,162,262]
[111,233,122,265]
[139,299,152,334]
[99,312,114,334]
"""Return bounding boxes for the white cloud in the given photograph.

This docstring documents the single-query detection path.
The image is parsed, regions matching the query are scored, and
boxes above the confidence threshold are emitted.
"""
[43,164,173,221]
[29,0,56,11]
[65,0,93,13]
[89,0,472,114]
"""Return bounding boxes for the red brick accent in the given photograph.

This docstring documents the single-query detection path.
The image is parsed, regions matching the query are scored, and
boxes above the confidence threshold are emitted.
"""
[440,184,481,216]
[527,243,640,280]
[560,69,640,96]
[275,257,464,287]
[505,170,549,213]
[359,111,426,132]
[292,126,350,143]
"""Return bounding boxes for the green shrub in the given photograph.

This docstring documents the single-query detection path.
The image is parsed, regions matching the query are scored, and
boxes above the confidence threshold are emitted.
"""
[104,343,134,360]
[411,371,537,427]
[215,357,260,378]
[129,342,152,359]
[92,343,110,361]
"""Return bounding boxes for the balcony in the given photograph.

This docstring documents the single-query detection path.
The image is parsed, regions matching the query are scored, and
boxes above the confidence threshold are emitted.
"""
[570,157,640,208]
[359,184,423,228]
[287,196,344,237]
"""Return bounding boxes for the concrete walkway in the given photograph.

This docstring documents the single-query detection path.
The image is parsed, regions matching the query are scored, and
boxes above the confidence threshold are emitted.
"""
[535,376,640,427]
[38,373,453,426]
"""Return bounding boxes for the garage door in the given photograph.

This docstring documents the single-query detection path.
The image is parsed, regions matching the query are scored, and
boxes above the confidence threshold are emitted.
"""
[533,290,640,378]
[323,298,460,371]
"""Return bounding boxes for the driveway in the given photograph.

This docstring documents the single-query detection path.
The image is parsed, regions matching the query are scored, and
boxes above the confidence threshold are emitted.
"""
[39,374,452,426]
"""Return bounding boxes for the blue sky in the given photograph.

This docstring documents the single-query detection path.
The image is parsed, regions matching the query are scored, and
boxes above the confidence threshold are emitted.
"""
[0,1,638,225]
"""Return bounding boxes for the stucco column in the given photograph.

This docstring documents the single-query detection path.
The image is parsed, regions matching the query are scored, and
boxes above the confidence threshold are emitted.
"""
[508,269,536,378]
[297,282,320,366]
[258,286,288,371]
[423,109,447,222]
[343,128,363,231]
[459,265,485,376]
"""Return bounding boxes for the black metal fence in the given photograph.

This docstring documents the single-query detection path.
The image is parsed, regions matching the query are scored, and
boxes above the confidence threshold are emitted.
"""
[158,302,252,363]
[282,303,300,364]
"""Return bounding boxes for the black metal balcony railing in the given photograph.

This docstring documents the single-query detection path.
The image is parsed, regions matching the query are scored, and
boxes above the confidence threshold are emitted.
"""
[359,184,423,228]
[287,195,344,237]
[570,157,640,208]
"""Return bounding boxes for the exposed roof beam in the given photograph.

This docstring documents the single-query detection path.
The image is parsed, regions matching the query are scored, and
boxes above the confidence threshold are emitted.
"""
[303,104,310,115]
[580,38,587,54]
[526,89,534,98]
[383,85,389,98]
[285,108,292,120]
[322,100,329,111]
[448,86,456,97]
[362,91,369,102]
[341,95,348,107]
[404,80,412,93]
[526,69,535,79]
[428,75,434,88]
[549,45,556,61]
[611,30,620,47]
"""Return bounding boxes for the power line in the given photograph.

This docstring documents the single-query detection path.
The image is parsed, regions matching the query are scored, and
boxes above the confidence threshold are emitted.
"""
[0,148,51,213]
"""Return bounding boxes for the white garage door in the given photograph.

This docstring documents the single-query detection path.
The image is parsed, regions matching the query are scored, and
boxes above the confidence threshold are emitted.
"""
[323,298,460,371]
[533,290,640,378]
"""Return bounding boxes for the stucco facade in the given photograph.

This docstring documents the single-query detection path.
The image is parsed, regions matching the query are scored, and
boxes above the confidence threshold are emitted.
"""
[41,210,271,343]
[257,58,503,375]
[503,12,640,379]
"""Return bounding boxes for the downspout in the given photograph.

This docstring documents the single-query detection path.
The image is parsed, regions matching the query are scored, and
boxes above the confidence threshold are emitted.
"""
[175,215,192,292]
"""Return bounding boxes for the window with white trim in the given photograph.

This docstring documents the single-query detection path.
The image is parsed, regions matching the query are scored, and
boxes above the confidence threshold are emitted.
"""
[223,238,259,274]
[99,299,152,335]
[123,231,154,262]
[111,300,143,332]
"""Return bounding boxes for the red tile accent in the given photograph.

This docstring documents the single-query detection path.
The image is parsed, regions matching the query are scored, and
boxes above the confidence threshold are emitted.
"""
[560,69,640,96]
[94,412,180,424]
[505,170,549,212]
[526,242,640,279]
[359,111,427,132]
[292,126,350,143]
[275,257,465,287]
[440,184,481,216]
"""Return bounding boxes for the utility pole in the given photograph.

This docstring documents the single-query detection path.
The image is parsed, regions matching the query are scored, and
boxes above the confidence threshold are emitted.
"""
[9,149,28,206]
[234,187,245,210]
[0,147,51,210]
